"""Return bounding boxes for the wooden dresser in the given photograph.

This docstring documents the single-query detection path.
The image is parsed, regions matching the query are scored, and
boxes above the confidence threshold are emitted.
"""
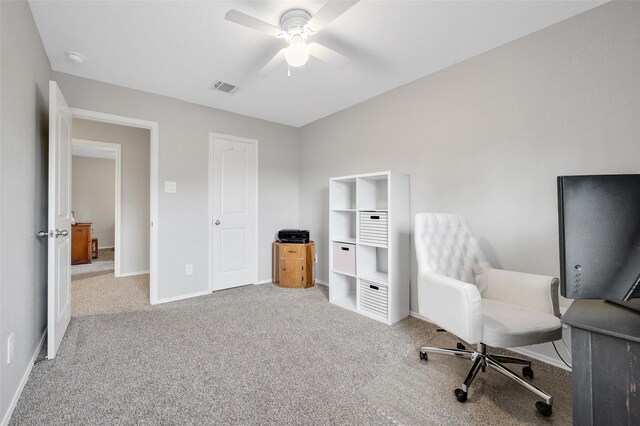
[272,241,314,288]
[71,223,92,265]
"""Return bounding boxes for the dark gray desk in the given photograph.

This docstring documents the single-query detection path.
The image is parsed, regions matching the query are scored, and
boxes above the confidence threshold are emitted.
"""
[562,300,640,425]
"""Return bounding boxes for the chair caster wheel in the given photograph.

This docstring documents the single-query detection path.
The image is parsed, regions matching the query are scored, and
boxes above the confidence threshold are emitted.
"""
[454,388,467,403]
[456,342,466,350]
[522,366,534,380]
[535,401,552,417]
[419,351,428,362]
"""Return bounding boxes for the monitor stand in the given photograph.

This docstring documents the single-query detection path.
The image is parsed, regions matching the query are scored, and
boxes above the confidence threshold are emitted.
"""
[605,298,640,314]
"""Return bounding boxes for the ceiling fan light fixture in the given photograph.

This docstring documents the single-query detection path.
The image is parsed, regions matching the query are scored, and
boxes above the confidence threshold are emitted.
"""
[224,2,359,76]
[284,42,310,67]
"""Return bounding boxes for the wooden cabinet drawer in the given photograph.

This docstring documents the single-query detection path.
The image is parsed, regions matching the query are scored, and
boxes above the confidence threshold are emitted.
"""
[280,244,304,259]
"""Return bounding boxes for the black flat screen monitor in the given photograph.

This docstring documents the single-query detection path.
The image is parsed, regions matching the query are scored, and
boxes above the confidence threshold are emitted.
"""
[558,174,640,309]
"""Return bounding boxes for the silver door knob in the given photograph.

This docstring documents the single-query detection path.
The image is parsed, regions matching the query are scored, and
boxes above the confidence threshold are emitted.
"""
[55,229,69,238]
[36,231,49,238]
[214,220,221,226]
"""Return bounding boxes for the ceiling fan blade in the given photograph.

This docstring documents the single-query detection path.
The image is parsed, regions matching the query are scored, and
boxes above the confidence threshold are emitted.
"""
[258,49,286,78]
[308,43,350,68]
[225,9,282,38]
[307,0,359,33]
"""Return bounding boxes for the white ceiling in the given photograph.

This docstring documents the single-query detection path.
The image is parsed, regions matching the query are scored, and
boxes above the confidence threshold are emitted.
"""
[29,1,605,127]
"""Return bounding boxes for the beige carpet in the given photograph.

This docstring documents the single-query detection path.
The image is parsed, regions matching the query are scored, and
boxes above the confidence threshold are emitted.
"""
[71,248,149,316]
[13,284,572,425]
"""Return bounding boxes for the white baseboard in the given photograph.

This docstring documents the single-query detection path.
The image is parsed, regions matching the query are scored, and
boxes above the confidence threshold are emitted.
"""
[154,289,211,305]
[507,346,571,372]
[116,270,149,278]
[98,245,114,249]
[409,310,428,321]
[409,311,571,371]
[1,331,46,426]
[256,279,327,286]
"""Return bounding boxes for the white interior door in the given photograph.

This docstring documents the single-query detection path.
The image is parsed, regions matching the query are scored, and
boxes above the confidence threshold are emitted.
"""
[210,134,257,291]
[48,81,72,359]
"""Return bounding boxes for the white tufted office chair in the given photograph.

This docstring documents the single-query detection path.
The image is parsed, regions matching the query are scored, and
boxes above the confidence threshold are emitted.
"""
[415,213,562,417]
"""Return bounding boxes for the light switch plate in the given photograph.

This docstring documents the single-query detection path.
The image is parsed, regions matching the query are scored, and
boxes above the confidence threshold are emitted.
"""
[164,181,177,193]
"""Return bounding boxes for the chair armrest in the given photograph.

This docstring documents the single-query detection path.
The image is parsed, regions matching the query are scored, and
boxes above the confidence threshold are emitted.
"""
[417,270,483,344]
[482,269,560,317]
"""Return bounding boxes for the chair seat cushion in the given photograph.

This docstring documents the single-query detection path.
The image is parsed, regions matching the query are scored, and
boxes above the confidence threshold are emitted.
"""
[481,299,562,348]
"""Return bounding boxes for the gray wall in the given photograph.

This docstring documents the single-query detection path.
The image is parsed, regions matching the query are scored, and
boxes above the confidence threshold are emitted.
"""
[299,1,640,312]
[73,119,151,274]
[72,156,116,247]
[53,72,300,300]
[0,0,51,422]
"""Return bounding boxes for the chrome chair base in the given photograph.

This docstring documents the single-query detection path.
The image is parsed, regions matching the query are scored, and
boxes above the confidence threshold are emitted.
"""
[419,343,553,417]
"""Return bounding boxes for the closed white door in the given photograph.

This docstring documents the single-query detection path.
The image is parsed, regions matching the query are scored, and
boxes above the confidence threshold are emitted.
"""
[210,134,257,291]
[48,81,73,359]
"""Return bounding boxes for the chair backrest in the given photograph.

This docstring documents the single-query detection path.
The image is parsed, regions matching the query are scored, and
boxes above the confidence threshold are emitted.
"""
[414,213,486,285]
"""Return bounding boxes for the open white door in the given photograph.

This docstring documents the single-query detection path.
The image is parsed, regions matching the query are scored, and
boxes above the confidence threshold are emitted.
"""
[210,134,257,291]
[47,81,72,359]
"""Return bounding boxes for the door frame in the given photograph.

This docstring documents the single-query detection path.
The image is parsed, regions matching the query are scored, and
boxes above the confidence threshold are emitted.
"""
[71,139,122,276]
[208,132,259,293]
[70,108,160,304]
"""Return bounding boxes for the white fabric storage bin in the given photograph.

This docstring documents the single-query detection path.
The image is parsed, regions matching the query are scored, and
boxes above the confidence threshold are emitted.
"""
[333,242,356,276]
[360,211,388,246]
[359,280,388,319]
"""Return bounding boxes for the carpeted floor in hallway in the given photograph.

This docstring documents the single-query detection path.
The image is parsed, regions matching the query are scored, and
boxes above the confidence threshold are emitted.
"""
[11,284,572,425]
[71,248,149,317]
[71,248,115,276]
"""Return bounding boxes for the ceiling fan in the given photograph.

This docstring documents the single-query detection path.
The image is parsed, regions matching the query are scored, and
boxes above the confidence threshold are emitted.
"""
[225,0,359,77]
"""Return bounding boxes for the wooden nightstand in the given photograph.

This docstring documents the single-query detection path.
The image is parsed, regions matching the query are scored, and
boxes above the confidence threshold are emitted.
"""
[71,223,92,265]
[272,241,314,288]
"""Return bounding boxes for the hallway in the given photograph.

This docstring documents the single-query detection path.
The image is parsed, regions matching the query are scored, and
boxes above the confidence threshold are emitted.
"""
[72,249,149,317]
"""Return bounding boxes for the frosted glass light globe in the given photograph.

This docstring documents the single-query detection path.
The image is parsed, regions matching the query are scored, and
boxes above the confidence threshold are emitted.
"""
[284,42,309,67]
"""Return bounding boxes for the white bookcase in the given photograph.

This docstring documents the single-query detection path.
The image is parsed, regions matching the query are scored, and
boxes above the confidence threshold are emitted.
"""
[329,171,410,325]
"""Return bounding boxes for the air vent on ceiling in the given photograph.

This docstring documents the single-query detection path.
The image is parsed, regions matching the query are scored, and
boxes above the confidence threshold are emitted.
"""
[210,81,238,94]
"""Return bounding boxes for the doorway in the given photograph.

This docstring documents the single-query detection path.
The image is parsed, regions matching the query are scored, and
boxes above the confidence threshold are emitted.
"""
[70,108,159,304]
[70,125,151,315]
[209,133,258,291]
[70,139,120,277]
